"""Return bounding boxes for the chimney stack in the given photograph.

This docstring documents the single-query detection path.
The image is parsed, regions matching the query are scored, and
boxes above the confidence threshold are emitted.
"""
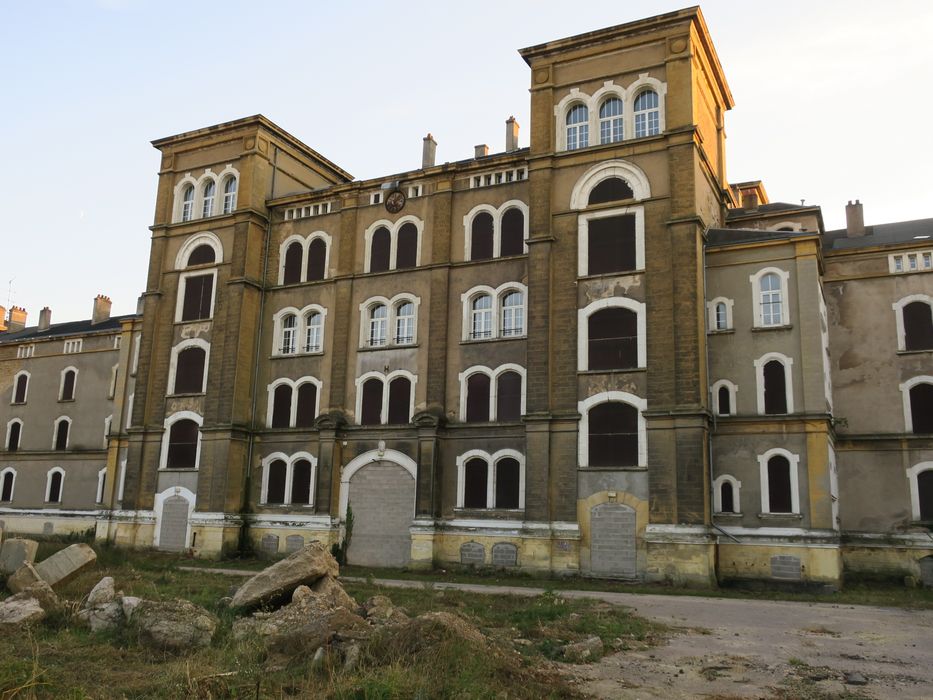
[505,116,520,152]
[8,306,27,332]
[422,133,437,169]
[741,191,759,211]
[38,307,52,331]
[92,294,112,325]
[474,144,489,159]
[0,306,7,333]
[845,200,865,238]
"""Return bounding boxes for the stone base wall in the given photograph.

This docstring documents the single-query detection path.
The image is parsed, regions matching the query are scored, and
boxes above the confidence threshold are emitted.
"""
[717,542,843,585]
[0,510,99,538]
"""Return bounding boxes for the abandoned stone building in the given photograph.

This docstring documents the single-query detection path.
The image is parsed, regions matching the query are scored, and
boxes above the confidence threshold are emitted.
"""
[1,6,931,586]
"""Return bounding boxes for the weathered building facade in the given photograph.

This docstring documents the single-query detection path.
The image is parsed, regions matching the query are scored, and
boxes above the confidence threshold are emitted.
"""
[1,7,930,586]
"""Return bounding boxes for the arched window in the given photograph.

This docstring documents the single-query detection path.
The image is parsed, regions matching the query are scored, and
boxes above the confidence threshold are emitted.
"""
[60,369,77,401]
[588,307,637,370]
[222,176,237,214]
[759,273,783,326]
[370,226,391,273]
[283,241,303,284]
[174,347,206,394]
[188,244,216,266]
[387,377,412,424]
[720,481,735,513]
[904,301,933,351]
[0,468,14,502]
[266,459,287,504]
[718,386,731,416]
[277,314,296,354]
[763,360,788,414]
[501,291,524,337]
[470,212,494,261]
[587,177,634,206]
[713,474,742,514]
[633,90,660,138]
[201,180,215,218]
[715,302,728,330]
[13,373,28,404]
[766,455,793,513]
[395,302,415,345]
[471,295,493,339]
[304,312,323,353]
[466,373,491,423]
[295,383,318,428]
[166,419,199,468]
[291,459,313,505]
[495,457,521,508]
[566,103,589,150]
[368,304,388,347]
[271,384,292,428]
[46,468,64,503]
[496,371,522,421]
[396,222,418,269]
[599,97,623,144]
[54,418,70,451]
[918,470,933,521]
[463,458,488,508]
[360,378,384,426]
[7,420,22,451]
[909,383,933,433]
[588,402,638,466]
[181,185,195,222]
[500,209,525,257]
[307,237,327,281]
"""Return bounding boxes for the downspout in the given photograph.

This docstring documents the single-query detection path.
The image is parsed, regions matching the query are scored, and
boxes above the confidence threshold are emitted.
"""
[702,224,723,569]
[240,144,279,553]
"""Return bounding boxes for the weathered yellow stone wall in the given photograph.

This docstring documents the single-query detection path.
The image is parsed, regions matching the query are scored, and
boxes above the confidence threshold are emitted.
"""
[718,543,842,584]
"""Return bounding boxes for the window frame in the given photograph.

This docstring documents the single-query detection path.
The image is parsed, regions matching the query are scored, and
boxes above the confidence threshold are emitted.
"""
[462,200,529,261]
[899,375,933,433]
[460,283,528,342]
[907,461,933,521]
[58,366,78,402]
[577,391,647,468]
[96,467,107,504]
[200,178,216,219]
[749,267,791,328]
[0,466,16,502]
[757,448,801,515]
[577,205,646,277]
[272,305,328,357]
[893,294,933,352]
[158,411,203,470]
[5,418,23,451]
[175,269,218,323]
[707,297,735,331]
[455,448,526,510]
[167,338,211,395]
[713,474,742,514]
[354,370,417,425]
[458,364,527,422]
[363,216,424,273]
[221,173,238,214]
[12,370,30,404]
[260,451,317,507]
[711,379,738,417]
[754,352,795,415]
[277,232,332,285]
[577,297,646,371]
[358,294,421,348]
[52,416,71,451]
[45,466,65,504]
[265,376,323,429]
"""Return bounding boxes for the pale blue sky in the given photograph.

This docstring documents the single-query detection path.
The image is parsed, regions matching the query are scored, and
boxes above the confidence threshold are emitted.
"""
[2,0,931,322]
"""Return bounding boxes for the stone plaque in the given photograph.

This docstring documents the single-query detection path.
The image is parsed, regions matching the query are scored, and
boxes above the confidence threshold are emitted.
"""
[285,535,305,553]
[492,542,518,568]
[260,534,280,556]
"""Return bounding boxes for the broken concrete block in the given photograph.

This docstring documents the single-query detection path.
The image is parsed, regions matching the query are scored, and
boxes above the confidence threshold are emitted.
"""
[6,561,43,594]
[0,538,39,576]
[0,595,45,630]
[34,543,97,588]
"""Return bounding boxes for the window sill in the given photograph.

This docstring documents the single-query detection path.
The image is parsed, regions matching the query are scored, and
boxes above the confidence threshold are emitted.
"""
[167,392,206,398]
[578,270,644,281]
[707,329,735,335]
[271,351,324,360]
[357,343,419,353]
[757,512,802,520]
[579,465,647,471]
[460,335,526,346]
[158,467,199,472]
[454,508,525,516]
[578,367,645,375]
[897,349,933,356]
[713,512,742,518]
[258,504,315,509]
[175,319,213,326]
[58,399,75,403]
[10,402,26,406]
[751,324,793,332]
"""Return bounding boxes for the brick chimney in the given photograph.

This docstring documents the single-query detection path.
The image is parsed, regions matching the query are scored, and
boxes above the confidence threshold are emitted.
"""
[845,200,865,238]
[505,116,520,152]
[92,294,112,325]
[422,133,437,169]
[741,191,759,211]
[0,306,6,332]
[474,144,489,159]
[38,307,52,331]
[8,306,27,332]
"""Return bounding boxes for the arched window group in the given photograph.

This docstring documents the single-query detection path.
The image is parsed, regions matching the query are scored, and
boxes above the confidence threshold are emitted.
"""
[365,217,422,273]
[579,298,646,371]
[457,450,525,510]
[173,169,238,223]
[356,371,416,425]
[464,201,528,261]
[261,452,316,506]
[273,305,327,356]
[459,365,525,423]
[462,284,526,341]
[279,233,330,285]
[175,233,223,324]
[267,377,321,429]
[360,295,419,348]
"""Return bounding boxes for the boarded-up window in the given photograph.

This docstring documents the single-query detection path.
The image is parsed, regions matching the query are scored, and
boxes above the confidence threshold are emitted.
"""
[495,457,520,509]
[496,371,522,421]
[904,302,933,351]
[54,420,69,450]
[720,481,735,513]
[370,227,391,272]
[174,347,206,394]
[47,471,63,503]
[291,459,313,505]
[910,383,933,433]
[307,238,327,281]
[471,212,494,260]
[283,241,303,284]
[187,244,215,266]
[360,378,383,425]
[396,223,418,269]
[266,460,286,504]
[61,370,76,401]
[919,470,933,520]
[763,360,787,414]
[588,177,634,205]
[1,471,12,501]
[7,422,20,452]
[271,384,292,428]
[587,214,636,274]
[387,377,412,424]
[767,455,792,513]
[166,419,198,468]
[181,274,213,321]
[588,308,637,369]
[295,383,317,428]
[464,458,488,508]
[588,402,638,466]
[500,209,524,256]
[14,375,27,404]
[466,374,491,422]
[717,386,731,416]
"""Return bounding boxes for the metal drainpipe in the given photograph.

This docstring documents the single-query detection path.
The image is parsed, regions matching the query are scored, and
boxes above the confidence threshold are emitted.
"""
[702,225,718,558]
[240,144,279,552]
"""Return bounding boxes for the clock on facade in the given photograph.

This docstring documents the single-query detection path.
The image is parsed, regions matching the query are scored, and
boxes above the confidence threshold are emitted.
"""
[384,189,406,214]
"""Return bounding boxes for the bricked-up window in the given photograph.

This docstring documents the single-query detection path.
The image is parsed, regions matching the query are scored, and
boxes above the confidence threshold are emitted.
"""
[910,383,933,433]
[271,384,292,428]
[763,360,788,414]
[919,470,933,520]
[471,212,494,261]
[495,457,520,508]
[181,274,213,322]
[360,378,383,426]
[188,244,216,266]
[501,209,525,257]
[496,371,522,421]
[588,177,634,205]
[7,421,21,451]
[266,459,287,504]
[54,419,69,451]
[720,481,735,513]
[14,374,28,404]
[387,377,412,424]
[295,383,317,428]
[47,470,63,503]
[306,237,327,281]
[370,226,391,272]
[588,308,637,370]
[717,386,731,416]
[466,374,491,422]
[61,370,76,401]
[397,223,418,269]
[174,347,206,394]
[588,402,638,466]
[587,215,636,275]
[904,302,933,351]
[166,419,199,468]
[767,455,793,513]
[291,459,313,505]
[463,458,488,508]
[283,241,303,284]
[0,470,13,501]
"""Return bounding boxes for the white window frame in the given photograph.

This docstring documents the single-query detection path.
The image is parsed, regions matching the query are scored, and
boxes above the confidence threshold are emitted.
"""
[577,391,647,468]
[363,216,424,272]
[758,448,801,515]
[167,338,211,395]
[259,451,318,507]
[0,467,16,502]
[907,462,933,521]
[272,305,328,357]
[457,364,527,422]
[892,294,933,352]
[175,269,218,323]
[124,393,134,430]
[749,267,791,328]
[597,95,624,145]
[175,231,224,270]
[180,183,195,222]
[462,200,530,261]
[304,310,325,353]
[5,418,23,451]
[131,333,141,375]
[45,466,66,504]
[358,294,421,348]
[277,231,332,285]
[158,411,203,470]
[354,370,418,425]
[12,370,30,404]
[577,206,646,278]
[633,88,661,138]
[570,159,651,210]
[58,366,78,401]
[754,352,795,415]
[16,345,35,359]
[455,448,526,510]
[63,339,83,354]
[172,174,198,223]
[103,415,112,448]
[711,379,738,417]
[52,416,72,450]
[460,283,528,342]
[199,176,217,219]
[899,375,933,433]
[577,297,647,371]
[109,364,118,399]
[96,467,107,504]
[707,297,735,331]
[265,376,323,428]
[713,474,742,514]
[220,170,239,214]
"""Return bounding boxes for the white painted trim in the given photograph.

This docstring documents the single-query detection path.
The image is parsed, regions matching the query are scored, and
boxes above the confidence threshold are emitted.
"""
[266,376,323,428]
[5,418,23,451]
[278,231,333,285]
[460,282,527,341]
[577,296,646,371]
[158,411,203,470]
[749,266,791,328]
[117,459,126,502]
[899,375,933,433]
[152,485,196,549]
[569,160,652,209]
[103,415,112,449]
[358,293,421,348]
[172,174,198,223]
[124,393,134,430]
[260,451,318,506]
[167,337,210,395]
[52,415,72,450]
[577,205,645,277]
[710,379,738,417]
[758,448,801,515]
[892,294,933,351]
[363,215,424,272]
[96,467,107,504]
[0,467,16,502]
[907,462,933,521]
[175,269,218,323]
[767,221,803,232]
[457,364,526,421]
[462,199,530,260]
[577,390,647,467]
[58,366,78,401]
[338,448,417,519]
[707,296,734,331]
[354,369,418,424]
[455,448,525,509]
[12,370,30,404]
[713,474,742,513]
[754,352,794,415]
[45,466,65,503]
[174,231,223,270]
[627,73,667,139]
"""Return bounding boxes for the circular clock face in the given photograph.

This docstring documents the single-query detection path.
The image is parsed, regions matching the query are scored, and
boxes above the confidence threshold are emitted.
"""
[385,189,406,214]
